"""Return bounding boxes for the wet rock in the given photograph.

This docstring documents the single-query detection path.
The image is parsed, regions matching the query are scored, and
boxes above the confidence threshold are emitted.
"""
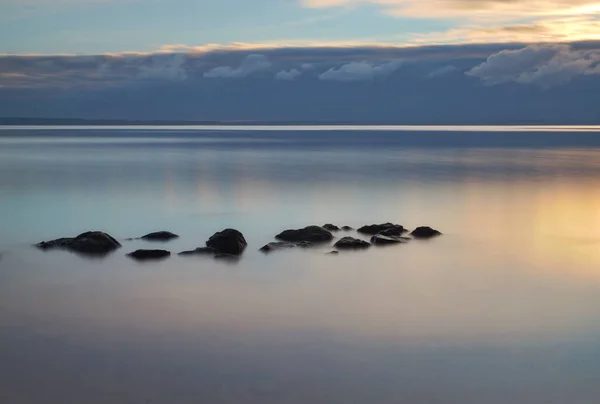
[410,226,442,239]
[127,249,170,261]
[214,253,241,263]
[178,247,219,256]
[140,231,179,241]
[341,226,353,231]
[334,237,371,250]
[206,228,247,256]
[276,226,333,243]
[377,227,406,237]
[36,231,121,256]
[370,235,410,246]
[259,241,312,253]
[358,223,405,236]
[323,224,340,231]
[326,251,339,255]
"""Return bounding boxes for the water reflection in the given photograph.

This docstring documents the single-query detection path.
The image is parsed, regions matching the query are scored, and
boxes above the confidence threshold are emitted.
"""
[1,129,600,403]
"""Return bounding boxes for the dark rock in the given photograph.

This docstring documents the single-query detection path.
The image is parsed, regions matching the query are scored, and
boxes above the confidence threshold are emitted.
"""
[370,235,410,246]
[140,231,179,241]
[326,251,339,255]
[214,253,240,263]
[334,237,371,250]
[377,227,406,237]
[178,247,219,256]
[276,226,333,243]
[322,224,340,231]
[36,231,121,256]
[410,226,442,239]
[206,228,247,256]
[358,223,405,236]
[259,241,312,253]
[127,249,170,261]
[341,226,353,231]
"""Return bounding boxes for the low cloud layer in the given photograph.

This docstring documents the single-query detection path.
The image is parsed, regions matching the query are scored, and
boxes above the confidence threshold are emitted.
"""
[204,54,272,78]
[1,42,599,90]
[275,68,302,80]
[468,44,600,87]
[319,60,402,81]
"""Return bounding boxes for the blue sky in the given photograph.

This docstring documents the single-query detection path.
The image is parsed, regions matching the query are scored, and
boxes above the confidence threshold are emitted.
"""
[2,0,599,54]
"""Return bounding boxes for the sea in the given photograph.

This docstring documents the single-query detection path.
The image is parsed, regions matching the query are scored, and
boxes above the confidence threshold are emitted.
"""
[1,125,600,404]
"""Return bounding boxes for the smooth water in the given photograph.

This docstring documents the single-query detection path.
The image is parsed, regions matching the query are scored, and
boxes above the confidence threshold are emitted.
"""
[1,127,600,404]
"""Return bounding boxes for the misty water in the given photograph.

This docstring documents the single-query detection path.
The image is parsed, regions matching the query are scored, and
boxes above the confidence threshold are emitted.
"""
[1,126,600,404]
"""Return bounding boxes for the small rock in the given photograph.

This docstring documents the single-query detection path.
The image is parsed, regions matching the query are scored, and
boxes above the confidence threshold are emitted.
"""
[326,251,339,255]
[36,231,121,256]
[322,224,340,231]
[341,226,353,231]
[410,226,442,239]
[276,226,333,243]
[370,235,410,246]
[178,247,219,256]
[259,241,312,253]
[334,237,371,250]
[358,223,405,236]
[140,231,179,241]
[206,229,247,256]
[127,249,171,261]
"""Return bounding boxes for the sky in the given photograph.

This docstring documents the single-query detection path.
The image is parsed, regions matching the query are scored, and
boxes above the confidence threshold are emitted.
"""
[1,0,600,122]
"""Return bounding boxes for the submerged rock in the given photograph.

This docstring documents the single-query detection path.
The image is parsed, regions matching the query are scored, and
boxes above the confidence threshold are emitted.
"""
[140,231,179,241]
[410,226,442,239]
[341,226,353,231]
[326,251,339,255]
[276,226,333,243]
[357,223,405,236]
[178,247,219,256]
[127,249,171,261]
[206,228,247,256]
[36,231,121,256]
[322,224,340,231]
[334,237,371,250]
[259,241,312,253]
[370,234,410,246]
[214,253,241,263]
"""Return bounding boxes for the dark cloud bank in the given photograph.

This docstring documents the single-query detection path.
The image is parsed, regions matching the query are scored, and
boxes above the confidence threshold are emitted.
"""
[1,42,600,123]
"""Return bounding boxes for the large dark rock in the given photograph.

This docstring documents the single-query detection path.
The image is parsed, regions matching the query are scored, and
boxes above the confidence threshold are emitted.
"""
[178,247,219,256]
[370,235,410,246]
[36,231,121,256]
[334,237,371,250]
[259,241,312,253]
[140,231,179,241]
[206,229,247,256]
[410,226,442,239]
[276,226,333,243]
[358,223,405,236]
[127,249,171,261]
[322,224,340,231]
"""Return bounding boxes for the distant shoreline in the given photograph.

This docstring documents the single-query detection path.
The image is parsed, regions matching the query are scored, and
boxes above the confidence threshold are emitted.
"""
[2,118,600,126]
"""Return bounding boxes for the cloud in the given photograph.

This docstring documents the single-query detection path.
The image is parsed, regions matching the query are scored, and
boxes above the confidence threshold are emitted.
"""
[428,65,459,78]
[467,44,600,87]
[138,54,187,81]
[204,54,272,78]
[276,68,302,80]
[0,42,599,90]
[301,0,600,20]
[301,0,600,45]
[319,60,402,81]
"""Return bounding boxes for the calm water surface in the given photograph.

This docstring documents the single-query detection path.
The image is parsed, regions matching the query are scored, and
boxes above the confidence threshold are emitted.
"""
[1,127,600,403]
